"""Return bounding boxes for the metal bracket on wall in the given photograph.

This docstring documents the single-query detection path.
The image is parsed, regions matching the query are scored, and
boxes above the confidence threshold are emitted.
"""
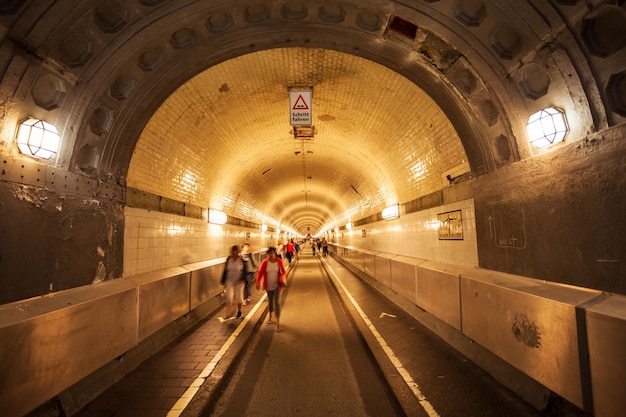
[1,156,125,202]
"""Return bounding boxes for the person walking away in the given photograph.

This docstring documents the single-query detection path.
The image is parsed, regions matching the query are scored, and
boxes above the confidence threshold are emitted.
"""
[276,241,284,259]
[285,239,295,263]
[256,246,287,332]
[220,245,248,319]
[311,239,316,255]
[322,237,328,256]
[241,243,257,304]
[294,240,301,260]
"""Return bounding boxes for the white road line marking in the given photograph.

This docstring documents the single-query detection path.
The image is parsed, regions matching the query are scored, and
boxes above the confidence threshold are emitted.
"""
[166,292,268,417]
[322,259,441,417]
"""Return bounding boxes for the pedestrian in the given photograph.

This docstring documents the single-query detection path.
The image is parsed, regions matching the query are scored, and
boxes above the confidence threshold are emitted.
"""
[285,239,295,263]
[322,237,328,256]
[256,246,287,332]
[240,242,257,305]
[276,240,284,259]
[311,239,316,255]
[294,240,301,260]
[220,244,248,320]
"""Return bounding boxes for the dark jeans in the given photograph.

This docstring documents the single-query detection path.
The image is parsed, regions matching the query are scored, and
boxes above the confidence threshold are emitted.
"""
[244,272,254,300]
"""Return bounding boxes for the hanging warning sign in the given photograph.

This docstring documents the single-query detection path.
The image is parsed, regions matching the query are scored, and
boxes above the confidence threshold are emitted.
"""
[289,89,312,126]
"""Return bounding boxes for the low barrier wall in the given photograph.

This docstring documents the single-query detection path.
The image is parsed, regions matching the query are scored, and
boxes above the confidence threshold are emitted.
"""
[0,252,260,417]
[331,244,626,417]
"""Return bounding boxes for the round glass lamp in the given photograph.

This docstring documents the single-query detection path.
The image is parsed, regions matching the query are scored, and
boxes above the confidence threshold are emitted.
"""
[16,118,61,159]
[526,107,568,149]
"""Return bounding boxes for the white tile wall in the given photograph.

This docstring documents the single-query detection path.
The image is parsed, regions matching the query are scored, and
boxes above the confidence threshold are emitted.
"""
[124,198,477,276]
[123,207,274,277]
[334,198,478,268]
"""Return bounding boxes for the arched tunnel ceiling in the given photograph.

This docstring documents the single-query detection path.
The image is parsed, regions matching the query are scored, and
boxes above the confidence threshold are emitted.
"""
[128,48,469,234]
[3,0,620,236]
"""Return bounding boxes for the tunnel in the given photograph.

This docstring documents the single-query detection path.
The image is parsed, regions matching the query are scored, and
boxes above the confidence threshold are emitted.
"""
[0,1,625,416]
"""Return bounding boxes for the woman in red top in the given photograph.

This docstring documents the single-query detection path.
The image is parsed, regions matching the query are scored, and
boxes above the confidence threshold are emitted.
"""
[256,246,287,331]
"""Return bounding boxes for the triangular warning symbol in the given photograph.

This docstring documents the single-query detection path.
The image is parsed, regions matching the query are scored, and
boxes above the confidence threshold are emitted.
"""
[293,94,309,110]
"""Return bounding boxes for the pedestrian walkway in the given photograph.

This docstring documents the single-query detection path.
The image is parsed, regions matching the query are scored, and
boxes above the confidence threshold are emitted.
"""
[73,251,541,417]
[73,261,287,417]
[318,254,541,417]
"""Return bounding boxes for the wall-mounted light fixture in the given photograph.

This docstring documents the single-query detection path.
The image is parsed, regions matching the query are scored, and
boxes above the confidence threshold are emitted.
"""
[261,224,268,232]
[16,118,61,159]
[526,107,568,149]
[208,209,227,225]
[334,227,339,233]
[382,204,400,220]
[346,222,352,230]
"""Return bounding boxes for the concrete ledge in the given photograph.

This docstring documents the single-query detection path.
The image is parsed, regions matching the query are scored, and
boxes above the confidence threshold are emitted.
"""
[0,260,227,416]
[585,294,626,417]
[330,250,552,412]
[331,244,625,416]
[127,267,192,341]
[416,261,469,330]
[460,269,600,409]
[0,280,138,417]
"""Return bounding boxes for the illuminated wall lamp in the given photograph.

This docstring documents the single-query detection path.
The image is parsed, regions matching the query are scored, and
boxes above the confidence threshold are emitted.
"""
[382,204,400,220]
[346,222,352,230]
[16,118,61,159]
[526,107,568,149]
[208,209,227,225]
[261,224,268,232]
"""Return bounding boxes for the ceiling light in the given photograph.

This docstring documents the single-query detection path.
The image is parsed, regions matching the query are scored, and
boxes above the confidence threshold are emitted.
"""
[16,118,60,159]
[526,107,568,149]
[208,209,227,225]
[382,204,400,220]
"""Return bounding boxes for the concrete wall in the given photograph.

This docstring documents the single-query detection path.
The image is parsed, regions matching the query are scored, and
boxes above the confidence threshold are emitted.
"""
[0,258,231,417]
[332,245,626,417]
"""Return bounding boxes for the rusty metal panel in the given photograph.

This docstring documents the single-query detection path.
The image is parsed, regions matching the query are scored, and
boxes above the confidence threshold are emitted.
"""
[46,168,99,196]
[460,271,601,408]
[390,256,417,304]
[586,295,626,417]
[184,203,203,219]
[126,187,160,211]
[95,179,126,202]
[160,196,185,216]
[416,261,466,330]
[128,268,190,341]
[0,279,137,417]
[0,155,47,187]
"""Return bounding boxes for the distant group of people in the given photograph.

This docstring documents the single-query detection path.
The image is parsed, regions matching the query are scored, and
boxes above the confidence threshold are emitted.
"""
[310,237,328,256]
[275,239,301,263]
[219,237,329,331]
